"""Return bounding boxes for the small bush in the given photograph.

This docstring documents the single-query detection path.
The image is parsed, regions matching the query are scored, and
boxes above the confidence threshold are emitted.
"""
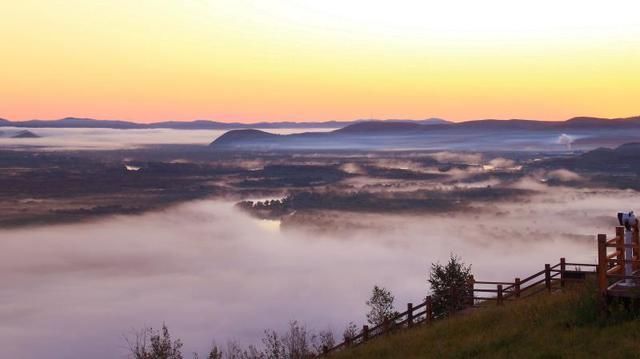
[126,323,184,359]
[342,321,358,343]
[366,285,398,326]
[428,254,473,317]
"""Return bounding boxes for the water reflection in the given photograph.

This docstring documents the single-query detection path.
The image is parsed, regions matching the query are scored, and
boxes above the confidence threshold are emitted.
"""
[257,219,281,232]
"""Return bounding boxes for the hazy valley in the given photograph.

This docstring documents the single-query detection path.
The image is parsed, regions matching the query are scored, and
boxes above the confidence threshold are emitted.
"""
[1,120,638,357]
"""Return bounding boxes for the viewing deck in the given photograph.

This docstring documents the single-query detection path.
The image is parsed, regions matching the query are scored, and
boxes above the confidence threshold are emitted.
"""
[597,225,640,299]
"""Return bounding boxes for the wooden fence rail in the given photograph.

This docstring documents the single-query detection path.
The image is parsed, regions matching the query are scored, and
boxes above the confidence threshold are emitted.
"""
[321,257,595,356]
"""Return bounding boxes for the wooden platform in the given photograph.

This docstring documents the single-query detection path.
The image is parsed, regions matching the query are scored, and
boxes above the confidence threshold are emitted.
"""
[607,270,640,298]
[597,225,640,300]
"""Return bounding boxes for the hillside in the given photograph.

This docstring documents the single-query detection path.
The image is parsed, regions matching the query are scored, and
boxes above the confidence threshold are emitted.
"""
[540,142,640,175]
[210,116,640,151]
[211,129,280,147]
[10,130,41,138]
[333,283,640,358]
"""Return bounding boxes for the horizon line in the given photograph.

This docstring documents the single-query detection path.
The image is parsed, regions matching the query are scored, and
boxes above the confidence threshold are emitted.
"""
[3,114,639,125]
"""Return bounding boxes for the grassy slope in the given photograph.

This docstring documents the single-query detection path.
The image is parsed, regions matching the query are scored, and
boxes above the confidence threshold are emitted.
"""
[334,283,640,358]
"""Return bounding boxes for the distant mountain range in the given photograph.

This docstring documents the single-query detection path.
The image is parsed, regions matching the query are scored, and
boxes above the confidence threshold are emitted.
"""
[2,116,639,132]
[0,117,449,130]
[3,115,640,152]
[210,116,640,151]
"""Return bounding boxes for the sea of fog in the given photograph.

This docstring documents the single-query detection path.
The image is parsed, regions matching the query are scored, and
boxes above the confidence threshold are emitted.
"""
[0,185,633,358]
[1,126,630,152]
[0,127,336,150]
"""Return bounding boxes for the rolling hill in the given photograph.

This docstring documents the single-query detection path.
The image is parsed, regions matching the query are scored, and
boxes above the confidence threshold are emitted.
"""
[333,282,640,359]
[209,116,640,152]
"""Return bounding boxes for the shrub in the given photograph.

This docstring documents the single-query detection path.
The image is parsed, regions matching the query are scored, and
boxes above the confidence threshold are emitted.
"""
[342,322,358,343]
[428,255,473,317]
[127,323,184,359]
[366,285,398,326]
[312,330,336,353]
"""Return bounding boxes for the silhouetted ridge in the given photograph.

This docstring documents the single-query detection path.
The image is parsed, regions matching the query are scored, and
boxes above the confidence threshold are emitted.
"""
[0,117,451,130]
[615,142,640,152]
[333,121,430,134]
[564,142,640,169]
[11,130,41,138]
[455,119,555,130]
[563,116,640,129]
[1,115,640,130]
[210,129,279,147]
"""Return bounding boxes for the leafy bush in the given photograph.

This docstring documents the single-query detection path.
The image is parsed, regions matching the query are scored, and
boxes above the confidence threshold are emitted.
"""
[428,255,473,317]
[366,285,398,326]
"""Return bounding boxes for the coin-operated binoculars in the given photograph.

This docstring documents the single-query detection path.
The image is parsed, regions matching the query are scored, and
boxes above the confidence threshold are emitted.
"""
[617,211,638,286]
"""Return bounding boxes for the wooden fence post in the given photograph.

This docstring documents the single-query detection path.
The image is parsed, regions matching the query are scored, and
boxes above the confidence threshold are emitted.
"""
[362,325,369,342]
[426,296,433,322]
[560,257,566,288]
[545,264,551,292]
[468,275,475,306]
[407,303,413,328]
[616,226,624,271]
[597,234,608,297]
[497,284,503,305]
[322,345,328,356]
[514,277,521,298]
[634,222,640,271]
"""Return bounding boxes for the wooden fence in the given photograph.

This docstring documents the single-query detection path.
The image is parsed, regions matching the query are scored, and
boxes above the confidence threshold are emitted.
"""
[321,257,596,356]
[473,258,597,305]
[597,225,640,298]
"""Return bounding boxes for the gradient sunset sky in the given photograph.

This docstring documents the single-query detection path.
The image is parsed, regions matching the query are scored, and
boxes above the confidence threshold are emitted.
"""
[1,0,638,123]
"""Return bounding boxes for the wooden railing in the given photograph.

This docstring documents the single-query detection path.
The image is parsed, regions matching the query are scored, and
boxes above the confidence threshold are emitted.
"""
[322,298,436,355]
[597,225,640,297]
[320,257,595,356]
[472,258,597,305]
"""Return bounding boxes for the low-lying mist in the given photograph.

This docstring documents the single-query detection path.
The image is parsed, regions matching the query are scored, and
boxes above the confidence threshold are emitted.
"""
[0,127,335,150]
[0,183,633,358]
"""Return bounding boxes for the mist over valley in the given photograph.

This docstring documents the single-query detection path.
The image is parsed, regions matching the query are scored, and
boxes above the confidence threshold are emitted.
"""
[1,121,638,357]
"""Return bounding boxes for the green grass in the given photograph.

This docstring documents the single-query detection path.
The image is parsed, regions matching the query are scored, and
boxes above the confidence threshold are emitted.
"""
[334,283,640,358]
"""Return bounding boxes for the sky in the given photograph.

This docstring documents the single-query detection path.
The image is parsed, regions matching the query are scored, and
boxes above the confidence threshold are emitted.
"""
[1,0,639,123]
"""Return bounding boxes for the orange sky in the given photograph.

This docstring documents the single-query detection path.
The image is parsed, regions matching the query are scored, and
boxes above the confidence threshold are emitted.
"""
[1,0,638,123]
